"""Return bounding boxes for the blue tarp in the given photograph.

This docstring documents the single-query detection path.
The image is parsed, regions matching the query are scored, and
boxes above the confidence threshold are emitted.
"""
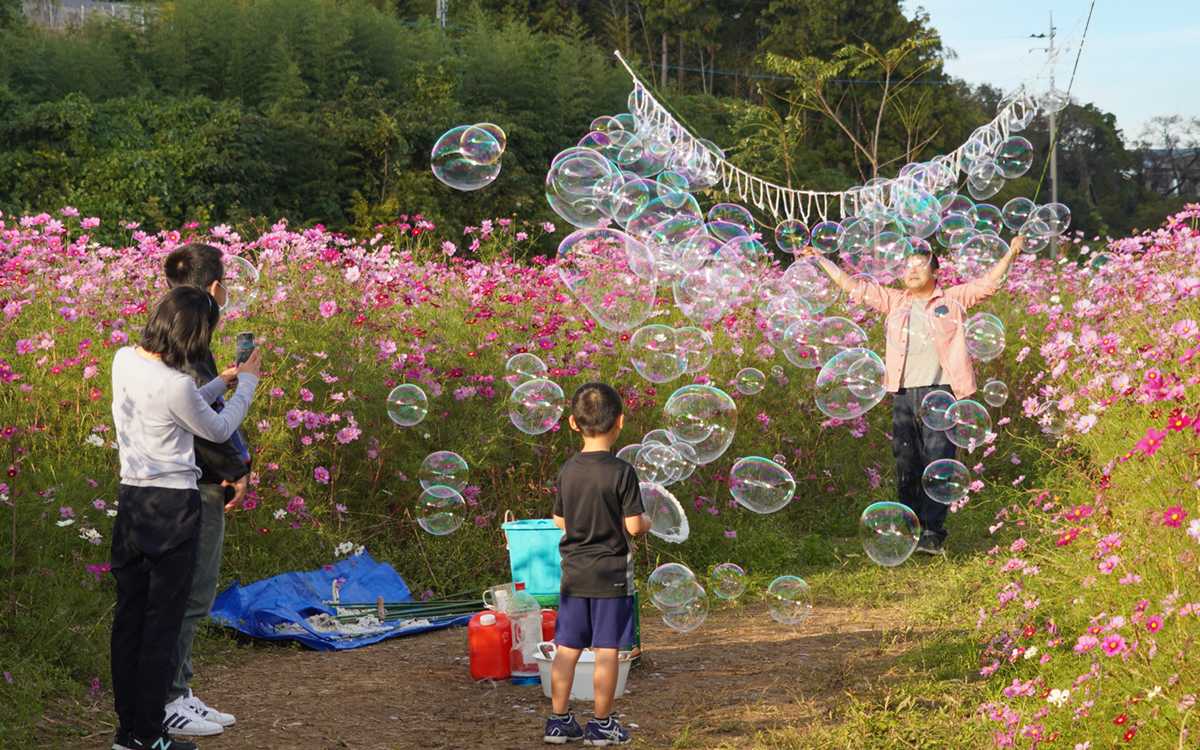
[209,553,473,651]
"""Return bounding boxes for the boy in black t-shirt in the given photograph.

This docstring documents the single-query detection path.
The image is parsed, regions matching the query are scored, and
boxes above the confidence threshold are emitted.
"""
[544,382,650,746]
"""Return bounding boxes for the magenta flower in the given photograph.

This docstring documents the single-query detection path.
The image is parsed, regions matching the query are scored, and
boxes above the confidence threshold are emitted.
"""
[314,466,330,485]
[1134,428,1166,456]
[1100,633,1126,657]
[319,300,338,318]
[1162,505,1188,528]
[1145,615,1163,633]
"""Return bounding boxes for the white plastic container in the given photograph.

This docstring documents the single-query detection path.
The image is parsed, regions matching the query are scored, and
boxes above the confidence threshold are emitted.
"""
[533,641,632,701]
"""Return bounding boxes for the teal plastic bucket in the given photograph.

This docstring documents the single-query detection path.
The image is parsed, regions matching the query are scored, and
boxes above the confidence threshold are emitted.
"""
[502,518,563,597]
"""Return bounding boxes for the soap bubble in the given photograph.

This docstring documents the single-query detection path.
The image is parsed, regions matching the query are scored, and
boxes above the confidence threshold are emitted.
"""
[920,390,956,431]
[1034,203,1072,236]
[775,220,810,254]
[840,273,883,314]
[557,228,656,332]
[925,297,966,340]
[982,380,1009,407]
[642,482,689,543]
[772,453,786,465]
[860,502,920,567]
[418,451,469,493]
[921,459,969,505]
[1039,85,1069,114]
[504,353,547,389]
[547,150,617,228]
[815,317,869,364]
[711,563,747,600]
[937,214,974,250]
[770,365,784,379]
[1033,400,1068,436]
[973,204,1003,235]
[946,399,992,450]
[766,576,812,625]
[661,583,709,632]
[415,485,465,535]
[634,444,687,485]
[811,221,842,253]
[784,257,839,313]
[996,136,1033,178]
[387,384,428,426]
[735,368,766,395]
[596,172,652,224]
[629,325,686,383]
[965,314,1006,361]
[508,379,565,435]
[674,266,731,325]
[815,348,887,420]
[656,170,691,208]
[1002,197,1036,232]
[885,308,935,357]
[675,326,713,373]
[708,204,755,234]
[648,563,697,609]
[221,255,260,315]
[959,233,1011,278]
[615,443,642,465]
[729,456,795,514]
[642,429,674,446]
[431,124,504,191]
[663,385,738,464]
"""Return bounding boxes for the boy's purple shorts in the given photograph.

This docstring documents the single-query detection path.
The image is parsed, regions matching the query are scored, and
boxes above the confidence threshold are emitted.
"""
[555,595,636,649]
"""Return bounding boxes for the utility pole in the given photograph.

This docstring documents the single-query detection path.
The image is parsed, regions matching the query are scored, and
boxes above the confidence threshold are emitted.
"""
[436,0,447,28]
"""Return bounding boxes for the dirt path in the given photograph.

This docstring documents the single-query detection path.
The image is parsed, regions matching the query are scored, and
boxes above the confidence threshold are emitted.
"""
[59,603,917,749]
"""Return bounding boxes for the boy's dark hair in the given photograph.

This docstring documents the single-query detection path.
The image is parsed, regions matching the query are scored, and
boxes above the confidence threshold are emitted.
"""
[165,243,224,290]
[571,382,623,437]
[140,286,219,372]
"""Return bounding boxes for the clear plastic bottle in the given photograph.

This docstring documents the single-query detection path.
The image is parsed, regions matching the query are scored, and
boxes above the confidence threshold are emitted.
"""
[508,582,542,685]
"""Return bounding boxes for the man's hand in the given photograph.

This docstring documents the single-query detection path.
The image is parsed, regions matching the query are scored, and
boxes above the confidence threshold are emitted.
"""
[223,475,249,511]
[1009,235,1026,255]
[799,245,820,258]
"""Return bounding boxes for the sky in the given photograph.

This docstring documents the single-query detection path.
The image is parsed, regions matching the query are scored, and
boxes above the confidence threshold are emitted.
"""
[900,0,1200,145]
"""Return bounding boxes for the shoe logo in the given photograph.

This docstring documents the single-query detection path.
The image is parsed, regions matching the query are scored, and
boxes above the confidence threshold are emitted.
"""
[152,739,171,750]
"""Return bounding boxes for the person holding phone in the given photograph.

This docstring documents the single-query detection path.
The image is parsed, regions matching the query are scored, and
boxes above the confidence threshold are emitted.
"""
[109,286,261,750]
[156,243,254,736]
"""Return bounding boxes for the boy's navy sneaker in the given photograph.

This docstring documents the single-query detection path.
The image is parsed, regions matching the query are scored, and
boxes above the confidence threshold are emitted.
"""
[583,717,631,746]
[544,712,584,744]
[111,728,133,750]
[128,734,199,750]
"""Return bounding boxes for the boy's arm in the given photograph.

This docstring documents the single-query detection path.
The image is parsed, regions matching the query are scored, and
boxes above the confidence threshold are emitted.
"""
[624,513,652,536]
[553,514,566,531]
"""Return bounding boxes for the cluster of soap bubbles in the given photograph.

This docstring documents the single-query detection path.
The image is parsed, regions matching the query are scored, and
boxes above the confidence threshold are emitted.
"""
[647,563,807,631]
[919,391,995,451]
[431,123,507,191]
[414,451,470,535]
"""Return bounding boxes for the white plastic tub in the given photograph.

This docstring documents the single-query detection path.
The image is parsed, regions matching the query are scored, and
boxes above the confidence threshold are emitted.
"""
[533,641,632,701]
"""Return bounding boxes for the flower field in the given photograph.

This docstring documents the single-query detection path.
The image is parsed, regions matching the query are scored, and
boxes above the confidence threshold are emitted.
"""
[1,205,1199,748]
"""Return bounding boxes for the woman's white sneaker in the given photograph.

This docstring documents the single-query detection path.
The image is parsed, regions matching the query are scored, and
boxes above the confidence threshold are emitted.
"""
[163,695,224,736]
[183,689,236,727]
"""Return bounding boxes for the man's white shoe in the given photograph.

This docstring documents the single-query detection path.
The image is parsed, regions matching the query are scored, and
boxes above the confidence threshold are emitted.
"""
[183,689,236,727]
[163,695,224,736]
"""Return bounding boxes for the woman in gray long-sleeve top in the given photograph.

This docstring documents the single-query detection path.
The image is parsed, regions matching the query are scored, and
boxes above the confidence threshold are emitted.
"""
[107,286,262,750]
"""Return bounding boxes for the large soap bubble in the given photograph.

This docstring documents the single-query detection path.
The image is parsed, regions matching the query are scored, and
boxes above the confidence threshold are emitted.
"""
[546,150,616,228]
[663,385,738,464]
[885,308,935,357]
[921,459,969,505]
[221,255,260,315]
[965,314,1006,361]
[648,563,697,609]
[735,368,765,395]
[504,353,547,389]
[615,443,642,465]
[775,220,810,254]
[784,257,839,313]
[780,317,820,369]
[920,390,956,431]
[676,326,713,373]
[711,563,747,600]
[1034,203,1072,236]
[982,380,1009,407]
[431,125,504,191]
[641,482,689,543]
[996,136,1033,178]
[634,444,687,485]
[729,456,795,514]
[814,348,887,420]
[630,325,686,383]
[766,576,811,625]
[557,228,656,332]
[661,584,709,633]
[415,485,465,535]
[1002,197,1036,232]
[508,379,565,435]
[418,451,469,493]
[811,221,842,253]
[860,502,920,567]
[387,384,428,427]
[946,399,992,450]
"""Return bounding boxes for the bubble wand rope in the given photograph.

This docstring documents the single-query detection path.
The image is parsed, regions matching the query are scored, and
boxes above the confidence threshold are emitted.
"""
[611,50,1045,223]
[1032,0,1096,204]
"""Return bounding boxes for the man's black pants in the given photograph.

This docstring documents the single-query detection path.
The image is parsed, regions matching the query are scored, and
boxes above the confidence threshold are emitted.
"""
[110,484,201,738]
[892,385,958,541]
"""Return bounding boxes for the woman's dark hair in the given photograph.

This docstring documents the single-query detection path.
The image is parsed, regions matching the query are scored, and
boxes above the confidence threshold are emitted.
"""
[140,286,219,371]
[571,382,623,436]
[164,243,224,290]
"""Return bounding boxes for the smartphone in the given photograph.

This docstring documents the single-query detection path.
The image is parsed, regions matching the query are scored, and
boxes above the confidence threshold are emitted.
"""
[235,332,255,365]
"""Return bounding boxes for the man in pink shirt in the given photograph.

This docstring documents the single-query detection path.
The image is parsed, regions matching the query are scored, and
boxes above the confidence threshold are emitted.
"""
[806,236,1023,555]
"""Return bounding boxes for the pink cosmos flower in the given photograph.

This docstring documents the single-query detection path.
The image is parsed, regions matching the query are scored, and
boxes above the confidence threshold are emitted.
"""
[1134,428,1166,455]
[1098,555,1120,574]
[1101,633,1126,657]
[1073,635,1099,654]
[314,466,330,484]
[319,300,338,318]
[1162,505,1188,528]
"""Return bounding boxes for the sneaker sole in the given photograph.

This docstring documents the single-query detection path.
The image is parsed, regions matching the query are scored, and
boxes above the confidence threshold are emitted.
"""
[914,547,944,556]
[544,736,581,744]
[162,720,224,737]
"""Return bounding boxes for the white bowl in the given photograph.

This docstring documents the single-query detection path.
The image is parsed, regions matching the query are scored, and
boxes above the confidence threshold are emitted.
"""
[533,641,632,701]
